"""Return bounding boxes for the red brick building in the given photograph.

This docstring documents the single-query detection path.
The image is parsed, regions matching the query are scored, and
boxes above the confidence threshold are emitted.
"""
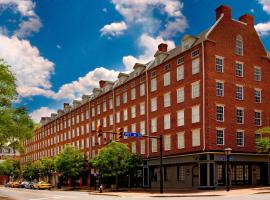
[22,5,270,189]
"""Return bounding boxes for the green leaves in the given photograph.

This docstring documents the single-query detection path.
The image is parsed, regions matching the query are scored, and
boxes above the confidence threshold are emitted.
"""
[0,158,20,179]
[54,145,85,179]
[256,127,270,154]
[90,142,142,178]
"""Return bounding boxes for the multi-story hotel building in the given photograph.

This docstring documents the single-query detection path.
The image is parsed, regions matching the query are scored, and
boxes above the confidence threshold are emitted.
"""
[22,5,270,189]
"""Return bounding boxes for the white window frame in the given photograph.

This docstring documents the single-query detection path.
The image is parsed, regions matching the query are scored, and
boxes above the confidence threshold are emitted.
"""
[177,132,185,149]
[164,114,171,130]
[164,92,171,107]
[192,129,200,147]
[177,65,184,81]
[163,72,171,86]
[192,105,200,123]
[177,87,184,103]
[177,109,185,127]
[191,81,200,99]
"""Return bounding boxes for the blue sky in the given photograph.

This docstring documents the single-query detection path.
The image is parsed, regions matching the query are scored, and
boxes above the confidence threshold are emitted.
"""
[0,0,269,122]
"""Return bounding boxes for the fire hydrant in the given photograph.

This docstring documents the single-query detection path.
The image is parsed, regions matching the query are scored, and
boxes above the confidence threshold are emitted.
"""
[99,184,103,193]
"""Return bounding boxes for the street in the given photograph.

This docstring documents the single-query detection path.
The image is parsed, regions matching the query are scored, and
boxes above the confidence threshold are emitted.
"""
[0,187,270,200]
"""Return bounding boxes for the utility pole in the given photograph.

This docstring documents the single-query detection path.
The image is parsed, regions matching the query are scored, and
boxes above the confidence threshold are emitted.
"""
[159,135,163,194]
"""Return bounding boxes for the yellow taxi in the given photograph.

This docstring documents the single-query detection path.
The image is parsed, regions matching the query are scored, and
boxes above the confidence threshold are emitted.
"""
[33,181,52,190]
[11,181,20,188]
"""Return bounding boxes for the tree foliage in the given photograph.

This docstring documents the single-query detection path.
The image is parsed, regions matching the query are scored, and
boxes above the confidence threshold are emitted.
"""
[91,142,142,178]
[0,158,20,179]
[256,126,270,154]
[54,145,85,180]
[0,59,34,151]
[22,161,40,181]
[39,158,55,180]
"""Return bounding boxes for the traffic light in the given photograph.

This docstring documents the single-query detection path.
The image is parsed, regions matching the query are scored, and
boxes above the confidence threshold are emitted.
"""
[117,127,123,140]
[96,125,102,137]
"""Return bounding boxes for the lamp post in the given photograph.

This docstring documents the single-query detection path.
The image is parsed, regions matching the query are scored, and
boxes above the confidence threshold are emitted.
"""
[224,148,232,192]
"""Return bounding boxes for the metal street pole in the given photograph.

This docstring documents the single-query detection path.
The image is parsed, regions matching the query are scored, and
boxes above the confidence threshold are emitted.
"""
[159,135,163,194]
[226,154,229,191]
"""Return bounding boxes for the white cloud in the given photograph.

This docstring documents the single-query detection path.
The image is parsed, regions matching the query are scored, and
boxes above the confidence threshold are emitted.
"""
[100,21,127,37]
[102,8,107,12]
[255,22,270,36]
[123,33,175,71]
[56,44,61,49]
[30,107,57,123]
[258,0,270,14]
[0,0,42,37]
[105,0,187,37]
[0,34,55,97]
[50,67,119,100]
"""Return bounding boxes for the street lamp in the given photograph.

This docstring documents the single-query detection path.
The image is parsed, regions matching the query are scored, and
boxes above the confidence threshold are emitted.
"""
[224,148,232,192]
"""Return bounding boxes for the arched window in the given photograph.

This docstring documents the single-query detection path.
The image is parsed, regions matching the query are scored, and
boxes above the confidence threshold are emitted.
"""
[235,35,243,56]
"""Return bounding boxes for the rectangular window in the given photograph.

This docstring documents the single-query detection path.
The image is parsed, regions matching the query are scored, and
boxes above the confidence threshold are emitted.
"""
[123,92,128,104]
[192,81,200,98]
[109,98,113,109]
[216,56,223,73]
[255,89,262,103]
[192,129,200,147]
[97,105,100,115]
[131,105,136,118]
[151,118,157,133]
[151,138,157,153]
[254,67,261,81]
[216,129,224,145]
[255,111,262,126]
[192,105,200,123]
[216,81,224,96]
[131,123,136,133]
[103,117,107,128]
[192,58,200,75]
[177,57,184,65]
[140,102,145,115]
[116,112,120,123]
[164,92,171,107]
[131,88,136,100]
[140,140,145,154]
[140,121,145,135]
[177,65,184,81]
[140,83,145,96]
[103,101,107,112]
[151,97,157,112]
[236,85,244,100]
[91,121,95,131]
[236,108,244,124]
[177,132,185,149]
[151,78,157,92]
[177,87,184,103]
[131,142,136,154]
[235,62,243,77]
[191,49,199,58]
[116,95,120,106]
[179,166,185,181]
[91,107,95,117]
[177,110,185,126]
[164,135,171,151]
[123,109,128,121]
[109,114,113,125]
[236,131,244,146]
[163,72,171,86]
[216,105,224,122]
[164,114,171,130]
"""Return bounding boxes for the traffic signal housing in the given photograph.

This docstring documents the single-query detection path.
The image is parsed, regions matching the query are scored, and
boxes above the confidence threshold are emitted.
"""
[96,125,102,137]
[117,127,123,140]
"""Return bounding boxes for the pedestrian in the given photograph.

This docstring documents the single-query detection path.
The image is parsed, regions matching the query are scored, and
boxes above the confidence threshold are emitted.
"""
[99,184,103,193]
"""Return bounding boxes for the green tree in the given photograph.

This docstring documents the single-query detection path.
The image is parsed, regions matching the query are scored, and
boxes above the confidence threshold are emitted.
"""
[0,158,20,180]
[39,158,55,182]
[0,60,34,151]
[54,145,84,183]
[22,161,40,181]
[256,127,270,154]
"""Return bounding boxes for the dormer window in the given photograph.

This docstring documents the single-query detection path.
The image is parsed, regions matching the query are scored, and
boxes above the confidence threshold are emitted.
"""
[164,64,170,71]
[235,35,243,56]
[191,49,199,58]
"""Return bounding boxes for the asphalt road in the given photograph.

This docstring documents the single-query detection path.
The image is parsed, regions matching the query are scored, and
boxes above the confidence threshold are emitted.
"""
[0,187,270,200]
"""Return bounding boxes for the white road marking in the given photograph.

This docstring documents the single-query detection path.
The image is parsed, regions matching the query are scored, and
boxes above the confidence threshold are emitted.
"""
[28,196,66,200]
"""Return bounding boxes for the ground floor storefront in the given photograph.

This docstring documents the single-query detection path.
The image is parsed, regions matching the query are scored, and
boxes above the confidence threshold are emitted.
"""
[144,152,270,190]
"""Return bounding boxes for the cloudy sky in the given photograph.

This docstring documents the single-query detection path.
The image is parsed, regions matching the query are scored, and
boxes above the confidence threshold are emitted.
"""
[0,0,269,122]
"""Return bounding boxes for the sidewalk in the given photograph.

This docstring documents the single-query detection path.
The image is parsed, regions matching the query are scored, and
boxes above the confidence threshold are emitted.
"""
[88,186,270,197]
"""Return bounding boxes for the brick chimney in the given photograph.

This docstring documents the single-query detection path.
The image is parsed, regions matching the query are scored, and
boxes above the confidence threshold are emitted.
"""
[216,5,231,20]
[239,14,254,26]
[99,80,106,88]
[158,43,168,52]
[63,103,69,109]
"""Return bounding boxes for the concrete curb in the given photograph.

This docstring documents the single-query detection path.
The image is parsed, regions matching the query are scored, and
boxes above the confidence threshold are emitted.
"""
[88,192,120,197]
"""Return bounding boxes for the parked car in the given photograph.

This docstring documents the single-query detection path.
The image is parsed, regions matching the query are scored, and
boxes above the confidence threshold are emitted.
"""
[25,182,34,189]
[11,181,20,188]
[33,181,52,190]
[19,181,29,188]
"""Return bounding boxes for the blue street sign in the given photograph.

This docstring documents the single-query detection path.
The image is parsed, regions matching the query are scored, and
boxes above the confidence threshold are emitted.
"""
[124,132,142,137]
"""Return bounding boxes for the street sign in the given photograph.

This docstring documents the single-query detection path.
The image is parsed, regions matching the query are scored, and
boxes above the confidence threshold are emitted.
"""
[124,132,142,137]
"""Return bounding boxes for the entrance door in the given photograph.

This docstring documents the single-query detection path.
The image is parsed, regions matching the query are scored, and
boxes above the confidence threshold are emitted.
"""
[192,165,199,187]
[200,163,208,186]
[143,166,149,187]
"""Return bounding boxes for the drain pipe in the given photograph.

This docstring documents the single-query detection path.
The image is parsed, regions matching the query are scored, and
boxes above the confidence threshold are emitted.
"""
[202,41,206,152]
